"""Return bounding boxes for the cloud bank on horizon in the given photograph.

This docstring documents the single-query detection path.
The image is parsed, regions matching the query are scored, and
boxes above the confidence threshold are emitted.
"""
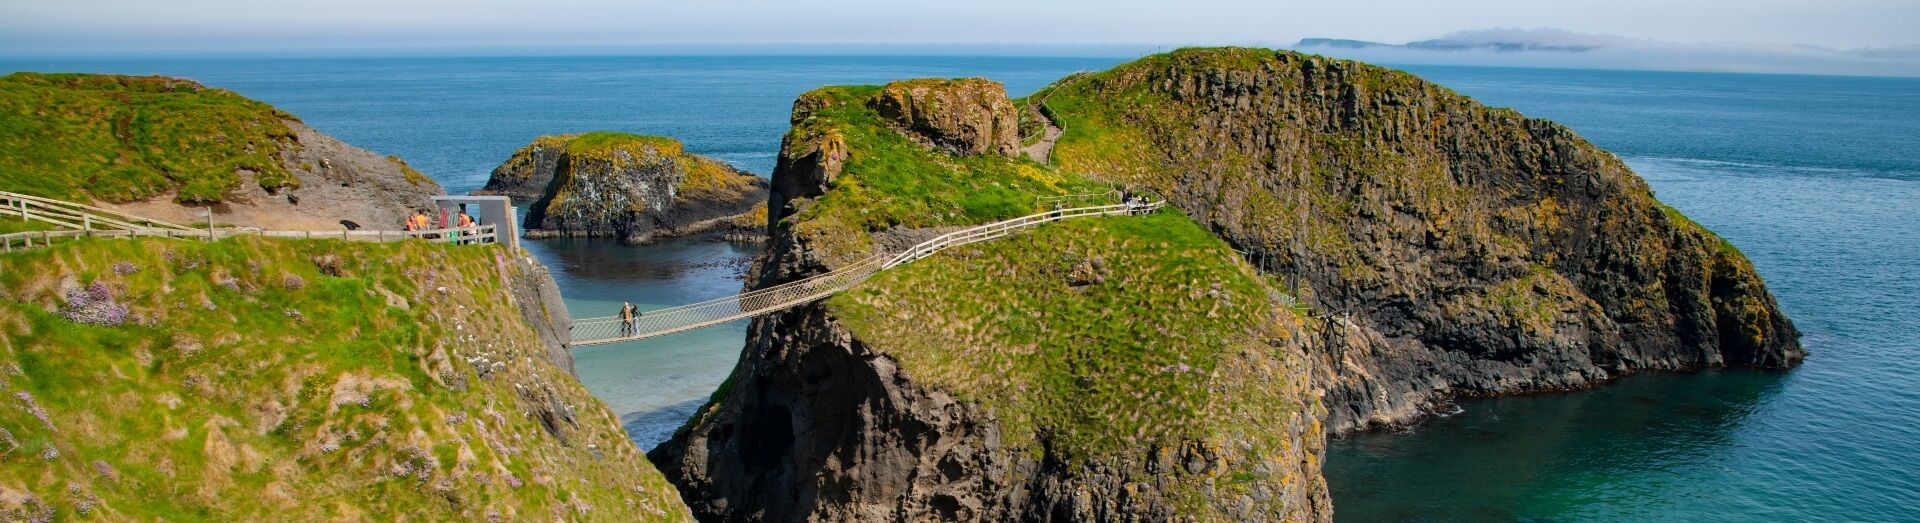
[1293,28,1920,77]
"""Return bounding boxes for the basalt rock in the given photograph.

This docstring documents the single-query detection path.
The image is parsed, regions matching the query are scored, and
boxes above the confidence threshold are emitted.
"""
[873,78,1022,157]
[1043,47,1803,434]
[493,132,770,244]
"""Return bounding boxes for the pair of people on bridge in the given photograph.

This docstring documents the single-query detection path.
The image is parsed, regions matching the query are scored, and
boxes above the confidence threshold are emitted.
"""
[619,300,642,337]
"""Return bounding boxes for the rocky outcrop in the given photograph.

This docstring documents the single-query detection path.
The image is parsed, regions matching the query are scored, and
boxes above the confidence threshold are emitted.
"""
[476,135,569,201]
[493,132,770,244]
[1042,48,1803,434]
[0,73,443,231]
[873,78,1022,156]
[653,80,1330,521]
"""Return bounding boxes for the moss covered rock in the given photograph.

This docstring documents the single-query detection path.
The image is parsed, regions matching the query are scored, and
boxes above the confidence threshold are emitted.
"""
[492,132,769,244]
[0,237,688,520]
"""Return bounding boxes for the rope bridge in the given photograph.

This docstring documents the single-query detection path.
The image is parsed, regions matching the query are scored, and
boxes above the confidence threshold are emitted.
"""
[568,200,1164,346]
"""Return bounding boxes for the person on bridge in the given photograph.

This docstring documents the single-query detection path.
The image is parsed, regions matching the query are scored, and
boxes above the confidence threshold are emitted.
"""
[619,301,637,337]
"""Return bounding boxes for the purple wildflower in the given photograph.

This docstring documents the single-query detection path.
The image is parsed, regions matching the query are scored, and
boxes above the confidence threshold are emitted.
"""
[60,282,129,326]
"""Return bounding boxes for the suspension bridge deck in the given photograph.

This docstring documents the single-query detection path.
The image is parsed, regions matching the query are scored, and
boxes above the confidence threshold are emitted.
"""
[566,200,1162,346]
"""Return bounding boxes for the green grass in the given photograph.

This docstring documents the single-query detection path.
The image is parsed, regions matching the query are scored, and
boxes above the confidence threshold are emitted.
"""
[0,73,304,204]
[787,85,1109,234]
[0,218,56,235]
[831,211,1299,462]
[0,237,688,520]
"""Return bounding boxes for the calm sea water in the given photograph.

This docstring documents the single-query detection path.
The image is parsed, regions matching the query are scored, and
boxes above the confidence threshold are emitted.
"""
[5,56,1913,520]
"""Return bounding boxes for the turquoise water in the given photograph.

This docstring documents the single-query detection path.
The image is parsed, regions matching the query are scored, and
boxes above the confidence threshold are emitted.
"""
[5,56,1914,520]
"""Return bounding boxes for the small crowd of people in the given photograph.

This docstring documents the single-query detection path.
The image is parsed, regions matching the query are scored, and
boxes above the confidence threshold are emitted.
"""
[403,207,484,244]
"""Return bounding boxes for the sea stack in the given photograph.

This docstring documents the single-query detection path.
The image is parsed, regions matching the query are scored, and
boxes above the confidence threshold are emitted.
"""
[483,132,769,244]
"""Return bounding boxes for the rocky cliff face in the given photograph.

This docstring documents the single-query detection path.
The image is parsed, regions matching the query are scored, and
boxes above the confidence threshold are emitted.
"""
[0,73,442,231]
[492,132,770,244]
[1042,48,1802,433]
[653,80,1330,521]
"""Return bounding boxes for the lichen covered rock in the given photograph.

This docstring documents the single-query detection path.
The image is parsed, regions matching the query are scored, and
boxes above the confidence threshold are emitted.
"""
[494,132,770,244]
[873,78,1023,157]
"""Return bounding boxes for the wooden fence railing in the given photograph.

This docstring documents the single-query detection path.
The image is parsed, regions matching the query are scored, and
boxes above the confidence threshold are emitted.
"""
[2,224,499,253]
[1,190,194,232]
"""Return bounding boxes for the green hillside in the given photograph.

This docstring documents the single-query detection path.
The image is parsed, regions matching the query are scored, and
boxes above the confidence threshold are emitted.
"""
[0,238,688,520]
[0,73,301,204]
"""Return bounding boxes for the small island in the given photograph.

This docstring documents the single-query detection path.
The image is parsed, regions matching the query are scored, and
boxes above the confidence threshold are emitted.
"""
[480,132,769,244]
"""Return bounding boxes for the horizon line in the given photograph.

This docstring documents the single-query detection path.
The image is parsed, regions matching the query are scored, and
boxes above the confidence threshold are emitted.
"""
[3,43,1918,81]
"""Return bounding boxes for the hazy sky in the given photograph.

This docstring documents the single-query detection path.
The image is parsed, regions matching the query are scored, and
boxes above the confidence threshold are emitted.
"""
[2,0,1916,55]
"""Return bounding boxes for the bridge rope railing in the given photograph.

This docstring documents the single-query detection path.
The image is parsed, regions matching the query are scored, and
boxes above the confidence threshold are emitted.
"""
[569,199,1164,346]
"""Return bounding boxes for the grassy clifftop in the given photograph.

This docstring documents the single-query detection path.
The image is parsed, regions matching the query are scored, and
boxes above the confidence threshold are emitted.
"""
[662,79,1329,519]
[831,211,1313,467]
[0,73,303,204]
[0,238,687,520]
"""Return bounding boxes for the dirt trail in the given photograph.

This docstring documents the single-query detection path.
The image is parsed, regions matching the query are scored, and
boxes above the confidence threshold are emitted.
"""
[1023,102,1065,163]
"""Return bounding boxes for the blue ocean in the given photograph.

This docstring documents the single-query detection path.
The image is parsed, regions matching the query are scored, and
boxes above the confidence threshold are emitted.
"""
[6,55,1912,521]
